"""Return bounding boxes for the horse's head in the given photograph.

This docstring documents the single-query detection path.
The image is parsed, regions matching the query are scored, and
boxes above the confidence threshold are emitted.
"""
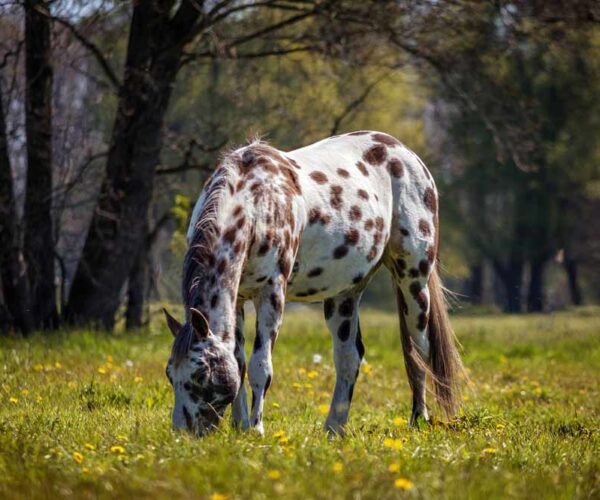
[163,308,240,436]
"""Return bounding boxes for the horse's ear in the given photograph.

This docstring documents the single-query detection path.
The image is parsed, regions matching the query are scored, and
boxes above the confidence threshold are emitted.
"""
[163,308,182,337]
[190,308,210,341]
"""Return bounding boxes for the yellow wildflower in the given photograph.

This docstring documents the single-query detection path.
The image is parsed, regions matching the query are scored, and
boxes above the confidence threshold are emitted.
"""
[110,445,126,454]
[21,389,30,396]
[292,382,302,389]
[33,364,44,372]
[9,397,17,404]
[307,370,318,379]
[393,417,406,427]
[116,434,128,442]
[482,447,497,455]
[272,402,280,408]
[97,367,107,374]
[318,404,329,415]
[36,396,43,403]
[496,423,505,430]
[210,494,228,500]
[394,478,414,490]
[383,438,403,450]
[333,462,343,473]
[388,463,400,473]
[134,376,143,383]
[55,361,62,369]
[84,443,96,451]
[273,430,286,438]
[267,469,281,480]
[361,363,372,375]
[72,452,84,464]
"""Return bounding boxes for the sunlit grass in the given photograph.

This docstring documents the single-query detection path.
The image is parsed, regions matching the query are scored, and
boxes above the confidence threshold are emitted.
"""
[1,307,599,499]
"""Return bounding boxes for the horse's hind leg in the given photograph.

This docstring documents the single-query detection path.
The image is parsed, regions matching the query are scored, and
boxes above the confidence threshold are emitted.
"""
[323,292,365,436]
[385,230,435,425]
[232,301,250,429]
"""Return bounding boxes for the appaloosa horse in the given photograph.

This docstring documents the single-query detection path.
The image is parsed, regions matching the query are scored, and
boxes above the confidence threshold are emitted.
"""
[163,130,464,436]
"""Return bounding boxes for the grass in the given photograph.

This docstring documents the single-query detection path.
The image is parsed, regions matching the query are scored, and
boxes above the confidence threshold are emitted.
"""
[1,306,599,499]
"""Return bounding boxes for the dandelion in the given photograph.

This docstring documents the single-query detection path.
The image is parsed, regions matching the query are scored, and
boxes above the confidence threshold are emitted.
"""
[292,382,302,389]
[383,438,403,450]
[388,463,400,473]
[55,362,62,369]
[307,370,318,379]
[318,404,329,415]
[97,367,107,375]
[36,396,43,403]
[273,430,286,438]
[72,452,84,464]
[210,494,228,500]
[110,445,126,454]
[21,389,30,396]
[482,447,497,455]
[394,478,414,490]
[361,363,372,375]
[393,417,406,427]
[9,397,17,404]
[272,402,280,408]
[333,462,343,473]
[496,423,505,430]
[85,443,96,451]
[267,469,281,480]
[134,376,143,383]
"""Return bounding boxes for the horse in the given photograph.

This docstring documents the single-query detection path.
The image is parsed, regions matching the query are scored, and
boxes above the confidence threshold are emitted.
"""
[163,130,464,436]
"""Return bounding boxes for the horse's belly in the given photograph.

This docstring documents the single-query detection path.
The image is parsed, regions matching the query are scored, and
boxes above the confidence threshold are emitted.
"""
[285,223,383,302]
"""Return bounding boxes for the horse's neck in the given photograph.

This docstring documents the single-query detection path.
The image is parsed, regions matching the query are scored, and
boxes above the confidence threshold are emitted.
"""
[184,169,248,346]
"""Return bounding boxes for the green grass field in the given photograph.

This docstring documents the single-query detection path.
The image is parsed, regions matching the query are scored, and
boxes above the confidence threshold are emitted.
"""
[1,307,599,499]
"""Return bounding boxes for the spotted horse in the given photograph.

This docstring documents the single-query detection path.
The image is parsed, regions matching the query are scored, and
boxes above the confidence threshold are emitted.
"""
[163,130,465,436]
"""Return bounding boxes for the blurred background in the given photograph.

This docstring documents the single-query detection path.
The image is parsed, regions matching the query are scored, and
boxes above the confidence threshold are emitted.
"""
[1,0,599,334]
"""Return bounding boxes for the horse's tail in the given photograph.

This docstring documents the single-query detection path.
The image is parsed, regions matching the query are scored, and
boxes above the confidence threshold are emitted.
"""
[427,267,465,417]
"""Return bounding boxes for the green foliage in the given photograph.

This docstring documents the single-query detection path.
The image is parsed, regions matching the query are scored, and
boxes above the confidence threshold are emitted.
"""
[0,309,599,498]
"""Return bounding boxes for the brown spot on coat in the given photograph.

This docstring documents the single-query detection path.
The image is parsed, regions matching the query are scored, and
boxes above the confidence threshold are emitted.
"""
[356,161,369,176]
[364,219,374,231]
[223,226,237,244]
[363,144,388,165]
[330,185,343,210]
[372,132,401,147]
[345,229,360,246]
[337,168,350,178]
[337,320,351,341]
[387,158,404,177]
[418,219,431,237]
[424,187,437,213]
[324,298,335,319]
[333,245,349,259]
[349,205,362,221]
[357,189,369,200]
[309,171,328,184]
[270,293,282,314]
[307,267,323,277]
[338,298,354,317]
[309,207,322,225]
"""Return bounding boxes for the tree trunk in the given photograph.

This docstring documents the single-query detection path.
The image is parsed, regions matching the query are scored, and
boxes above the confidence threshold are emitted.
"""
[493,257,523,313]
[527,257,545,312]
[23,0,58,329]
[125,235,149,330]
[65,2,202,328]
[564,257,583,306]
[468,263,483,305]
[0,85,34,335]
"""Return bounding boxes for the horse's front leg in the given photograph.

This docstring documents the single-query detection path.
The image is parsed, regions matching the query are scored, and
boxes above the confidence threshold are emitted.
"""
[248,277,285,434]
[323,293,365,437]
[232,301,250,429]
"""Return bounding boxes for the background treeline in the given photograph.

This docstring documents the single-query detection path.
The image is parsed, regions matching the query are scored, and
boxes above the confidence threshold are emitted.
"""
[1,0,599,334]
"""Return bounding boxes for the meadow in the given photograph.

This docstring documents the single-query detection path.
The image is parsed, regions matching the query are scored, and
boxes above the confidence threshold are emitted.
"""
[0,306,599,499]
